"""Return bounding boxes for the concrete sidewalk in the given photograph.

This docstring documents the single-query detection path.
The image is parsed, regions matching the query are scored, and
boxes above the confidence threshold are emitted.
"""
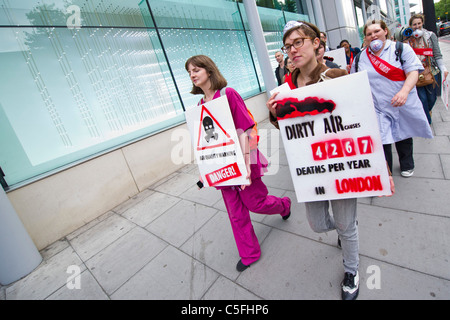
[2,44,450,301]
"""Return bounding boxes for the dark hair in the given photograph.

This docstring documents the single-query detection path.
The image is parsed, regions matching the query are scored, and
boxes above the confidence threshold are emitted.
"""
[319,40,326,49]
[339,39,350,48]
[185,55,227,95]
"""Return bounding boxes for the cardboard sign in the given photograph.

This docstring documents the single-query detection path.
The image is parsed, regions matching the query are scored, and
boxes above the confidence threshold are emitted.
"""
[323,47,347,69]
[185,96,249,187]
[276,71,391,202]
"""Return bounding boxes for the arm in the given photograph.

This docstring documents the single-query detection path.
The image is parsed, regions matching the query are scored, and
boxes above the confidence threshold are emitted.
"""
[238,130,251,190]
[391,70,418,107]
[430,32,448,81]
[266,92,280,129]
[386,162,395,196]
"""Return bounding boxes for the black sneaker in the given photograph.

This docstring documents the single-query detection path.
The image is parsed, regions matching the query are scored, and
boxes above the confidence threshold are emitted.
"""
[236,259,251,272]
[281,197,291,220]
[341,271,359,300]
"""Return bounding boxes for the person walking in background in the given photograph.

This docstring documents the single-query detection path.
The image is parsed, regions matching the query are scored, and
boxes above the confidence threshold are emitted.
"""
[339,39,361,73]
[266,20,364,300]
[408,13,449,124]
[185,55,291,273]
[318,40,340,69]
[274,51,288,85]
[282,56,295,85]
[351,20,433,177]
[320,31,331,51]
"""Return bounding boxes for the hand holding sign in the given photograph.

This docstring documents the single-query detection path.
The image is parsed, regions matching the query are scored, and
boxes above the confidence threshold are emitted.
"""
[275,71,391,202]
[185,96,249,188]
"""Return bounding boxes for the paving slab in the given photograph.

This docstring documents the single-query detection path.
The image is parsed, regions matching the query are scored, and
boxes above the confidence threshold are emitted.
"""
[180,212,272,280]
[236,229,345,300]
[110,246,218,300]
[69,213,136,261]
[5,247,85,300]
[46,270,109,300]
[153,172,200,197]
[441,154,450,179]
[84,227,167,295]
[372,177,450,218]
[120,191,180,227]
[202,276,262,300]
[357,203,450,280]
[145,199,218,248]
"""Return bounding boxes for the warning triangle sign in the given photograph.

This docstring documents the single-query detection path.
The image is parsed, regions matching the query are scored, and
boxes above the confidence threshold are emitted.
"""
[197,104,235,151]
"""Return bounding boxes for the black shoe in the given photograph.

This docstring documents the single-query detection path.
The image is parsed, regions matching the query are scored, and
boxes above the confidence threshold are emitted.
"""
[236,259,251,272]
[282,197,291,220]
[341,271,359,300]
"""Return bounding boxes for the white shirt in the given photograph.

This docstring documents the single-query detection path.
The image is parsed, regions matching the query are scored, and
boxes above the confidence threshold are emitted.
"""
[350,40,433,144]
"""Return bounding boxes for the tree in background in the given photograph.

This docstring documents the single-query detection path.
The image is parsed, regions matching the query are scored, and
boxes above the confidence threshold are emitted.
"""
[435,0,450,22]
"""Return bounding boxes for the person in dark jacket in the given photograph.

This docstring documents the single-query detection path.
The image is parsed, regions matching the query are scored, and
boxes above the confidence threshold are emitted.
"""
[274,51,288,85]
[339,39,361,72]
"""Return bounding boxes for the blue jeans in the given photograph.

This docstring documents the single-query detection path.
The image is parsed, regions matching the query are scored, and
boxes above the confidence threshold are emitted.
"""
[416,74,439,124]
[305,198,358,275]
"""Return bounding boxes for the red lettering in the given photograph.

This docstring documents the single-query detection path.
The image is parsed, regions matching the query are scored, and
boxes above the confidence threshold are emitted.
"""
[335,175,383,194]
[205,163,242,187]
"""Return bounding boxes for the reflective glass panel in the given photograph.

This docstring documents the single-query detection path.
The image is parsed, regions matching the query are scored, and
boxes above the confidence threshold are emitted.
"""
[0,2,182,187]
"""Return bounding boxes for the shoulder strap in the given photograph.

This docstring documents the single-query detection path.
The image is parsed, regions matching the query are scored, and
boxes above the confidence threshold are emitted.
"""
[355,42,403,72]
[319,68,333,82]
[395,41,404,65]
[354,50,362,72]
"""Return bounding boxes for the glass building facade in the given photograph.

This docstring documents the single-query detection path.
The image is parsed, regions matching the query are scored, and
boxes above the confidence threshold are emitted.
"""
[0,0,307,189]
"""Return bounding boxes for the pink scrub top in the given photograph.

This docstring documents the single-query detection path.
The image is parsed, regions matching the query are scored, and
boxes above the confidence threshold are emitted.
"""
[208,87,268,185]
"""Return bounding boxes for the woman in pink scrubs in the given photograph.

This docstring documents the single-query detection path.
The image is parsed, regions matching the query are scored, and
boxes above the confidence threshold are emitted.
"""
[185,55,291,272]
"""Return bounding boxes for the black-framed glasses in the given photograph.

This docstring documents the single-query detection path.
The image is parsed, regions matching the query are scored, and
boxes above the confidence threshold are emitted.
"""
[281,37,312,53]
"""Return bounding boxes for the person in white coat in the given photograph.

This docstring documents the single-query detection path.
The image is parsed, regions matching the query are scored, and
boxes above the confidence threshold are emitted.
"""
[350,20,433,177]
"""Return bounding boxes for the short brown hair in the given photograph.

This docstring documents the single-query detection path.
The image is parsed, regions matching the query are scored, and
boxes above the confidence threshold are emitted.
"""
[363,19,391,39]
[283,20,321,45]
[283,21,321,57]
[185,55,227,95]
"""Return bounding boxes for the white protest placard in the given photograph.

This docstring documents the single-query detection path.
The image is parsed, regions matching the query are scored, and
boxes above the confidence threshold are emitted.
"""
[323,47,347,70]
[270,82,290,96]
[441,78,449,110]
[185,95,249,187]
[275,71,391,202]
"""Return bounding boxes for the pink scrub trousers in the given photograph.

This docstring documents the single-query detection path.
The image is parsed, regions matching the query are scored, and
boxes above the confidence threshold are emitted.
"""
[220,177,291,266]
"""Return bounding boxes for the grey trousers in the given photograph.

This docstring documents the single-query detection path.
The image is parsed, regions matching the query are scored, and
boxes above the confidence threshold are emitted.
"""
[305,198,358,275]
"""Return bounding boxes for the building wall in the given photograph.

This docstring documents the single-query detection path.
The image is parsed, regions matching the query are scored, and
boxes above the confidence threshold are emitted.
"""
[312,0,362,49]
